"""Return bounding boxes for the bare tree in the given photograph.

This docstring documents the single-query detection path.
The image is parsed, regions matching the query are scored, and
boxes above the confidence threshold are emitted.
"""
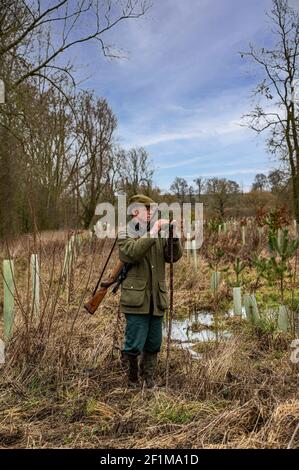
[170,177,189,204]
[193,177,205,201]
[268,168,290,192]
[0,0,151,90]
[205,177,240,219]
[241,0,299,221]
[0,76,85,230]
[0,0,152,235]
[188,185,195,203]
[118,147,154,197]
[74,91,117,228]
[251,173,269,192]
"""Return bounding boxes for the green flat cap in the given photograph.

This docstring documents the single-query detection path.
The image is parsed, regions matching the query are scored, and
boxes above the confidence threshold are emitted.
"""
[129,194,156,206]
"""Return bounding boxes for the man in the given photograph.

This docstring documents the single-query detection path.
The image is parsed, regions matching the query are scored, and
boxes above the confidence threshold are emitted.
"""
[117,194,183,388]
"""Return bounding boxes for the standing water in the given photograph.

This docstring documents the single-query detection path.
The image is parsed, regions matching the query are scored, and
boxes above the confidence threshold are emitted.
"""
[163,311,232,359]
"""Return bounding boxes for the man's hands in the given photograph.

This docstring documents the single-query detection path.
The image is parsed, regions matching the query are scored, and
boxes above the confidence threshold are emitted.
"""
[150,219,177,237]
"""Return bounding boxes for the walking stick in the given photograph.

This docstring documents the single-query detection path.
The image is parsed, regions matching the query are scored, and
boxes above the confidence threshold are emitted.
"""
[166,214,174,388]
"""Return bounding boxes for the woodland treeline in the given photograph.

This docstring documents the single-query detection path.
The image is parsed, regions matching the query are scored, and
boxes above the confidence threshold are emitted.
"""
[0,0,299,238]
[0,0,153,237]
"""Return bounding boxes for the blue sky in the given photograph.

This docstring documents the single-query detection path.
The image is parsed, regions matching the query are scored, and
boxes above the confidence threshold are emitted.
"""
[67,0,299,192]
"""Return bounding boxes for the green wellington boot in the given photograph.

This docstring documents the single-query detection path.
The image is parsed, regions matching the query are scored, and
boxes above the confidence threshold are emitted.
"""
[121,352,139,388]
[140,352,158,389]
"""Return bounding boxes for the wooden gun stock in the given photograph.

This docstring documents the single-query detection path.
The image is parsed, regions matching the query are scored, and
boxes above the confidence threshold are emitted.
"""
[84,260,124,315]
[84,287,108,315]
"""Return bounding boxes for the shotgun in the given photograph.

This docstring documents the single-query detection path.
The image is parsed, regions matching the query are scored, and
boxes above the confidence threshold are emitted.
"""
[84,258,132,314]
[84,234,130,315]
[84,207,159,315]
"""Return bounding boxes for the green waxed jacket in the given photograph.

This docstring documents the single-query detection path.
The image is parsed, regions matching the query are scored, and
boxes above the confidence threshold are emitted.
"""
[117,230,183,316]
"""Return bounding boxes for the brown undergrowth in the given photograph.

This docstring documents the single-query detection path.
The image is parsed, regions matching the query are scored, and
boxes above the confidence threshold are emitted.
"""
[0,231,298,449]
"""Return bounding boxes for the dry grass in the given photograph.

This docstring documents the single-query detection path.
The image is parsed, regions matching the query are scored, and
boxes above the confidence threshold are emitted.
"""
[0,231,298,449]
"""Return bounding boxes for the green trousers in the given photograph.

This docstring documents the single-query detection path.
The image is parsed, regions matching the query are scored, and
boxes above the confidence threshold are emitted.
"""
[123,312,163,356]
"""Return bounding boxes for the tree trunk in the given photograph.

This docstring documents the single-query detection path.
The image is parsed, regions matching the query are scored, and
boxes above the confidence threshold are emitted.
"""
[292,169,299,223]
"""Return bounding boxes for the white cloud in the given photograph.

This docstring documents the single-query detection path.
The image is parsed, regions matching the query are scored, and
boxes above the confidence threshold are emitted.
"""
[69,0,278,191]
[183,168,270,178]
[117,86,253,151]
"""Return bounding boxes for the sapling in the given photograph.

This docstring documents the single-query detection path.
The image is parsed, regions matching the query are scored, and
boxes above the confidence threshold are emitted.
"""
[253,228,299,331]
[254,229,299,303]
[207,246,225,273]
[233,257,246,288]
[207,217,222,234]
[207,246,226,344]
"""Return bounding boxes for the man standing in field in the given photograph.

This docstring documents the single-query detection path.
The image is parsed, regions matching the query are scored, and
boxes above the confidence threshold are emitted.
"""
[117,194,183,389]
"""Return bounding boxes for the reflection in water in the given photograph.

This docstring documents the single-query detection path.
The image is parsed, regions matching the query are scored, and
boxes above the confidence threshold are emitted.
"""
[163,311,232,359]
